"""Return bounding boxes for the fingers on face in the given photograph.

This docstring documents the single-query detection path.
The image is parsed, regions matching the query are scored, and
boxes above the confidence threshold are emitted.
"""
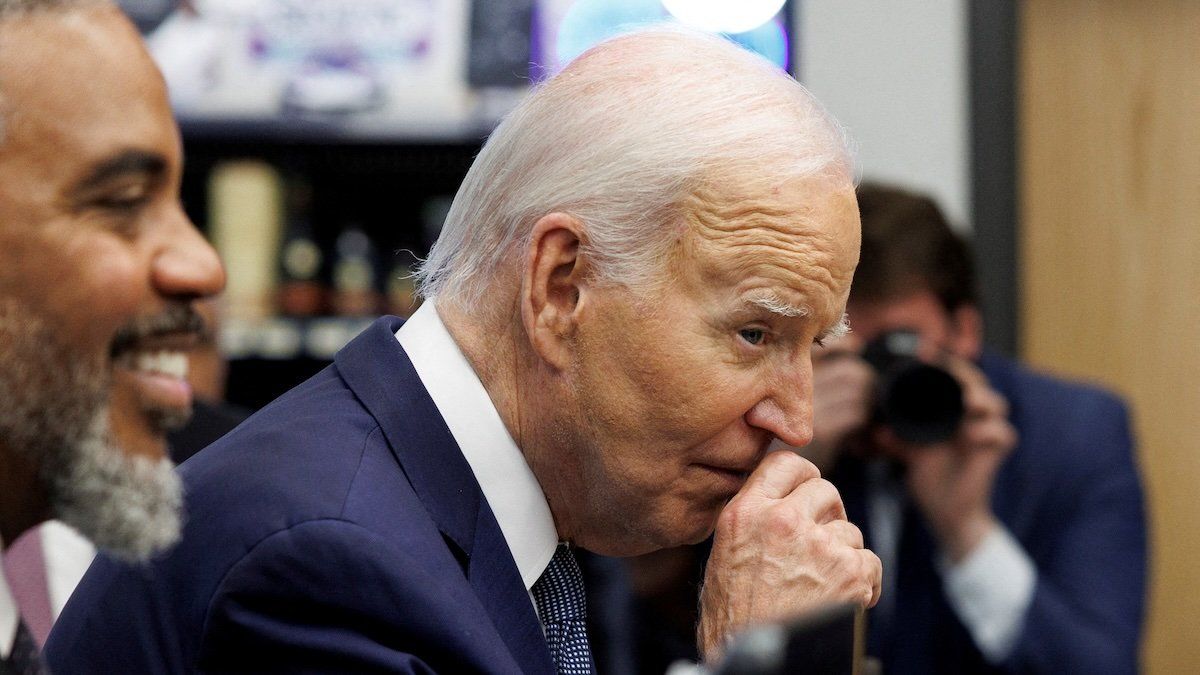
[744,450,821,501]
[759,477,848,540]
[742,450,847,525]
[723,458,882,609]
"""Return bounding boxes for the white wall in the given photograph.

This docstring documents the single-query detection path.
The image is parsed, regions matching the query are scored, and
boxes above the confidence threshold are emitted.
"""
[797,0,972,230]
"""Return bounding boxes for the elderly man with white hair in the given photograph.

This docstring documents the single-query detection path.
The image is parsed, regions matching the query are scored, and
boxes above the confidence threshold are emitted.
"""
[49,26,881,674]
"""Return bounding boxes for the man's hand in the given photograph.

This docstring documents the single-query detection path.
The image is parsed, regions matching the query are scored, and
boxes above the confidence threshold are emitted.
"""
[878,357,1018,562]
[696,451,882,663]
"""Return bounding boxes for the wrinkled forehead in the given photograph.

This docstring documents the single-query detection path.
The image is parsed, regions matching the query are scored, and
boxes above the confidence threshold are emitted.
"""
[674,173,861,303]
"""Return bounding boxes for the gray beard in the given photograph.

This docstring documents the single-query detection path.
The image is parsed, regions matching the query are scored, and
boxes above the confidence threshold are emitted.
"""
[0,300,182,561]
[49,410,183,561]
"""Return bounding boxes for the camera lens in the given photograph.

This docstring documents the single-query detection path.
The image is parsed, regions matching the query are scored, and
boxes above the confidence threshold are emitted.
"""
[862,331,965,445]
[875,362,964,444]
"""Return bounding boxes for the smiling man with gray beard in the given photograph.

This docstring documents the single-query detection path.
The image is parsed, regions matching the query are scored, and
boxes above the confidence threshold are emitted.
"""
[0,0,226,669]
[0,303,208,561]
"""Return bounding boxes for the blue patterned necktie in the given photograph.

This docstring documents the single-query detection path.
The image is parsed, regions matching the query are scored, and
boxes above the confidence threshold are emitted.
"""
[532,545,594,675]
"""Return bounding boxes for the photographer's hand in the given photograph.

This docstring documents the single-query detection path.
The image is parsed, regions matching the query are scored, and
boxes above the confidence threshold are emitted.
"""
[879,357,1018,562]
[796,338,874,472]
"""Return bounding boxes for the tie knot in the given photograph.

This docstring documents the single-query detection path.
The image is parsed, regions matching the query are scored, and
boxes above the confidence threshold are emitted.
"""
[533,544,587,624]
[532,545,593,674]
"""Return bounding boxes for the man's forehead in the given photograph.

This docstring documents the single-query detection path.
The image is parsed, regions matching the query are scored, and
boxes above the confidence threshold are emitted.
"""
[679,177,860,287]
[0,6,159,109]
[0,6,176,182]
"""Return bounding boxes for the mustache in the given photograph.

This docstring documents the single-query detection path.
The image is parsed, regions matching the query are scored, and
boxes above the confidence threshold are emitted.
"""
[109,304,206,357]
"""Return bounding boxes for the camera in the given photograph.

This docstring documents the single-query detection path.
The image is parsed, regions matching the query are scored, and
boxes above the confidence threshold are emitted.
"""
[860,330,964,445]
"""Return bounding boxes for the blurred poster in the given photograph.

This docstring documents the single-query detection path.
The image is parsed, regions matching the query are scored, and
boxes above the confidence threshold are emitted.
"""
[123,0,791,139]
[532,0,790,80]
[467,0,534,87]
[137,0,487,139]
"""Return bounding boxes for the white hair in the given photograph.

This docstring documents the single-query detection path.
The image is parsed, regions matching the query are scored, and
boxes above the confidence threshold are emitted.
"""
[417,25,854,312]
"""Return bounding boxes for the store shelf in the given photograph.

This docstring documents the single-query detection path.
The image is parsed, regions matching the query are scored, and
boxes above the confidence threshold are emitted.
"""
[221,316,378,361]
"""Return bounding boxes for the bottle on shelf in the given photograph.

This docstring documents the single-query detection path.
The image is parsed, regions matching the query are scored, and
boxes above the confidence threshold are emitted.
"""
[330,226,382,317]
[207,160,285,321]
[276,175,327,318]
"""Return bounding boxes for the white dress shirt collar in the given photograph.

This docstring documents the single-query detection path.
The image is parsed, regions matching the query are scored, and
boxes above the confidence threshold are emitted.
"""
[396,300,559,592]
[0,542,17,659]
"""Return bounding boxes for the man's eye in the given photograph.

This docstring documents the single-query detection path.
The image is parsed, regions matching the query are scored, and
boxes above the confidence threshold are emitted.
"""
[96,196,147,212]
[739,328,766,345]
[91,183,152,213]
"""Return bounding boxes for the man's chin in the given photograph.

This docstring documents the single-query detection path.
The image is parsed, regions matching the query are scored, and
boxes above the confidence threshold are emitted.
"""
[108,402,192,463]
[621,515,719,556]
[665,519,718,550]
[51,412,184,562]
[152,403,193,434]
[143,402,193,450]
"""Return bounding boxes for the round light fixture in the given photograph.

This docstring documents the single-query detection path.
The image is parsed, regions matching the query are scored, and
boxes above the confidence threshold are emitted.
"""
[660,0,786,34]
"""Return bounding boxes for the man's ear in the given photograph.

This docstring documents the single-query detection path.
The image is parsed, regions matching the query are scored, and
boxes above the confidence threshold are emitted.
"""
[949,304,984,360]
[521,212,588,370]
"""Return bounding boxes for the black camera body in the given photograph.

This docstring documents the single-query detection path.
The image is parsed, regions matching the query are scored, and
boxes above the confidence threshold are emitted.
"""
[860,330,964,445]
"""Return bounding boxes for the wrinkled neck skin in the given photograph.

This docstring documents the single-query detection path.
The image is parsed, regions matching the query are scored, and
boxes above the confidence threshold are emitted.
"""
[436,295,583,544]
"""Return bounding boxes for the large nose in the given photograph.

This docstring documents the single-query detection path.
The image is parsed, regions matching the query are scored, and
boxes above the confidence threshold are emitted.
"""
[152,207,226,300]
[744,354,815,447]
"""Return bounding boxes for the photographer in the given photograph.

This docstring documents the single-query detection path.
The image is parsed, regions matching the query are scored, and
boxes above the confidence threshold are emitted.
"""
[801,183,1147,673]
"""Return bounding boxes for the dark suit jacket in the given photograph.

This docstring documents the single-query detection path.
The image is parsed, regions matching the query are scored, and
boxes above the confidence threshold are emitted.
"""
[167,398,251,465]
[834,352,1147,674]
[46,316,558,674]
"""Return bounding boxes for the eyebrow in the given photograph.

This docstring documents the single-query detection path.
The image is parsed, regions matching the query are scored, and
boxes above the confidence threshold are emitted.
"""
[821,313,851,340]
[745,295,850,340]
[748,295,811,318]
[748,295,850,342]
[71,150,167,194]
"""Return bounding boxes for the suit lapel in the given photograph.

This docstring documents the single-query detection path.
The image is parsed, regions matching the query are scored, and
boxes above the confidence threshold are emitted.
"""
[467,505,557,675]
[889,503,941,671]
[334,317,554,675]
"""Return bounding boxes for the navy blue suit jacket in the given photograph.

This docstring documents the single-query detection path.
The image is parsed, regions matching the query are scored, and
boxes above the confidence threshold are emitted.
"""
[834,352,1147,674]
[46,317,558,674]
